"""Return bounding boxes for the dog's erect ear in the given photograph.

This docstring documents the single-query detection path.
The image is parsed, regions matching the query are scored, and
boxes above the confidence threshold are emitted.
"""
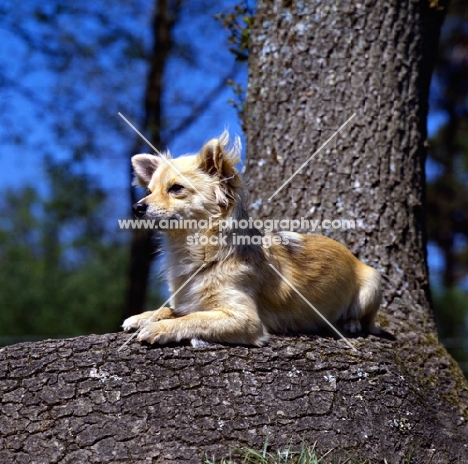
[198,131,242,208]
[198,131,240,179]
[131,154,161,187]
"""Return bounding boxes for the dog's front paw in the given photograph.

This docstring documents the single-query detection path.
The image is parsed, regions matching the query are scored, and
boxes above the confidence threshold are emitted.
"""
[122,308,174,332]
[137,321,177,345]
[122,315,141,332]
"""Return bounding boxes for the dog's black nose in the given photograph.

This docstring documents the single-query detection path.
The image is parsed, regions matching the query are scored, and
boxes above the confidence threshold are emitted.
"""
[133,202,148,218]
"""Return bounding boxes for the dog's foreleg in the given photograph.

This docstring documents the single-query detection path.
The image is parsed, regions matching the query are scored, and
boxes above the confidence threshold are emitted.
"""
[137,309,269,347]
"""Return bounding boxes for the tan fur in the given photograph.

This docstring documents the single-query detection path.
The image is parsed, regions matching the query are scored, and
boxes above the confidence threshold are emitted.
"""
[122,132,383,346]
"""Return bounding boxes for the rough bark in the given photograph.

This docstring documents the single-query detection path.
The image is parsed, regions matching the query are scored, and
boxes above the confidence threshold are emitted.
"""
[245,0,440,326]
[0,333,467,463]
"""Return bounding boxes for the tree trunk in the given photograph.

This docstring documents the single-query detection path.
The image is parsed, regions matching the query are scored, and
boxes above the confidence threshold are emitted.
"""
[1,1,468,463]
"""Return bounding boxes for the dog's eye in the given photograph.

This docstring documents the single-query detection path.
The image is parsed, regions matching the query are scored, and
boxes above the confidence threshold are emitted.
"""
[146,189,152,195]
[167,184,184,194]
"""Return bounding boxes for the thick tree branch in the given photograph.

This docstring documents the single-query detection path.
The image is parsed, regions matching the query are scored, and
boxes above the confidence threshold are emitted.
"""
[0,333,467,463]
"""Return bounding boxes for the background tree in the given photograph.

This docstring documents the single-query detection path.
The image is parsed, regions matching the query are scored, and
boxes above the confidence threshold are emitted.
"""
[0,0,164,341]
[124,0,181,320]
[426,0,468,375]
[0,165,126,339]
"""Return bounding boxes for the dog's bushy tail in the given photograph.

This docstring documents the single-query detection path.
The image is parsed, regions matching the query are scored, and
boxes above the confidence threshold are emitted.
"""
[358,268,395,340]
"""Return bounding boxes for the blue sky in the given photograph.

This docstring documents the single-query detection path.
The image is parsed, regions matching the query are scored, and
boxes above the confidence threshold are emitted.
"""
[0,0,245,211]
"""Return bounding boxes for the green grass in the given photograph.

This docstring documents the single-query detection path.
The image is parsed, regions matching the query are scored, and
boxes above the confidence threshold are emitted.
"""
[204,442,418,464]
[204,442,364,464]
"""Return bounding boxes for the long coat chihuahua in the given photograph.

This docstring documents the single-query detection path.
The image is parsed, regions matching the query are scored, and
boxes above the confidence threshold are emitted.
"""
[122,132,383,346]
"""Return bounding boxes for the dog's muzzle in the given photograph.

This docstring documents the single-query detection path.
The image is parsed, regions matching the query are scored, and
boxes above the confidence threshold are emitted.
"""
[133,202,148,218]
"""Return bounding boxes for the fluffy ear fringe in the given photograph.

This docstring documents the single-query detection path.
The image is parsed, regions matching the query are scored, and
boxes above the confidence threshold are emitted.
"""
[131,152,171,187]
[198,131,241,179]
[197,131,243,209]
